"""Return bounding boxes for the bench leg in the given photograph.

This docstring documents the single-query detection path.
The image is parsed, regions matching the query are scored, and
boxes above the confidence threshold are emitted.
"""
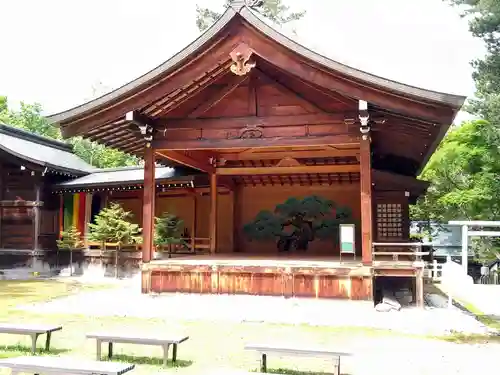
[162,344,170,367]
[108,342,113,359]
[30,333,39,355]
[172,343,178,362]
[45,332,52,352]
[260,353,267,373]
[96,339,102,360]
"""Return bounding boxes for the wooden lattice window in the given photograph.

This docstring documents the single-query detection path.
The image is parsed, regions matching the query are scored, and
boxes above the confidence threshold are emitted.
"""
[376,203,403,240]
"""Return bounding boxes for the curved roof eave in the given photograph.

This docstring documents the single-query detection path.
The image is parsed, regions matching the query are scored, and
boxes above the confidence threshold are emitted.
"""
[239,7,466,109]
[0,142,90,176]
[47,6,239,125]
[48,4,465,127]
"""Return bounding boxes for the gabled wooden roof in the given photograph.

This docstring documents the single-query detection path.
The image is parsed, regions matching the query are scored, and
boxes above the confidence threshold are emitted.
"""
[48,2,466,176]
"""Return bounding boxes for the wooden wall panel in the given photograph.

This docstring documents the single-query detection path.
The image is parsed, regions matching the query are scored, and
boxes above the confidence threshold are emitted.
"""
[257,84,312,116]
[109,192,143,225]
[203,86,251,118]
[318,276,349,298]
[293,274,315,297]
[351,277,373,300]
[156,194,194,236]
[236,184,361,255]
[373,191,410,242]
[250,273,283,295]
[217,192,233,253]
[148,268,374,300]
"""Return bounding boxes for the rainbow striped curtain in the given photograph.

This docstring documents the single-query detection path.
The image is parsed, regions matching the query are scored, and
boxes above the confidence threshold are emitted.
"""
[61,193,87,235]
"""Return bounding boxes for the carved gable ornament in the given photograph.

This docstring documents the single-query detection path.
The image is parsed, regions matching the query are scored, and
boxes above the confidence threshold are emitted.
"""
[230,43,256,76]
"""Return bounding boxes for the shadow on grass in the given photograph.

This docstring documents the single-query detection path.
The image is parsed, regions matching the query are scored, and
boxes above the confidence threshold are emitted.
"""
[438,332,500,344]
[109,354,193,368]
[254,369,345,375]
[0,344,70,355]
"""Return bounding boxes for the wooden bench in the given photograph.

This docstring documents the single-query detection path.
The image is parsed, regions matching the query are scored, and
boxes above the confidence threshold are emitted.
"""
[0,355,135,375]
[245,343,352,375]
[0,323,62,354]
[87,332,189,366]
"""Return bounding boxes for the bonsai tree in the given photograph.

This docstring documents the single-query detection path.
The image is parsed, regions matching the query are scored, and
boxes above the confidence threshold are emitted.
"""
[88,203,142,277]
[243,195,352,252]
[154,212,186,256]
[56,225,84,276]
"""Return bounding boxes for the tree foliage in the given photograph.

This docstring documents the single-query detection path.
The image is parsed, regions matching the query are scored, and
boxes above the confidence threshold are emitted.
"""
[0,96,139,168]
[411,120,500,222]
[88,203,142,245]
[412,2,500,261]
[154,212,186,249]
[57,226,84,250]
[195,0,305,31]
[243,195,352,252]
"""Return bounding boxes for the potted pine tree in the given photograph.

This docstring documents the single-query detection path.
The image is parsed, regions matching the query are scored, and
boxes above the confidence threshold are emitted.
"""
[88,203,142,278]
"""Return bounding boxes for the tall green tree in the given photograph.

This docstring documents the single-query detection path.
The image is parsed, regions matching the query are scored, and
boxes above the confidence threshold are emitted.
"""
[195,0,305,31]
[0,96,138,168]
[449,1,500,123]
[411,120,500,222]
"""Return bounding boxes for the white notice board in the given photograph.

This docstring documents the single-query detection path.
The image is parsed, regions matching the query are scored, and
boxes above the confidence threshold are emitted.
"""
[339,224,355,253]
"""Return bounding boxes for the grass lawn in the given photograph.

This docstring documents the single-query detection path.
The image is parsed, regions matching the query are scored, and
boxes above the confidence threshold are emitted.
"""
[0,280,495,375]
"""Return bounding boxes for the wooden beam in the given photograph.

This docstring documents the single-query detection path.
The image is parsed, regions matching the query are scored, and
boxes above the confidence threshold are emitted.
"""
[360,137,373,265]
[189,75,249,118]
[156,150,215,173]
[255,69,324,113]
[221,149,359,160]
[159,113,350,130]
[153,134,359,150]
[216,164,359,175]
[125,110,155,126]
[142,147,155,263]
[209,173,217,254]
[248,74,257,116]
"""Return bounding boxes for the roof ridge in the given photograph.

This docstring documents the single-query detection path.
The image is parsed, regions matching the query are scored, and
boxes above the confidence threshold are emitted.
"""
[0,123,73,152]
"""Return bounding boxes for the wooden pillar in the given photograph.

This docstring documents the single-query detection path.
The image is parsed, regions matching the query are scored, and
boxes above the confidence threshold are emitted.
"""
[415,268,424,308]
[360,136,373,265]
[142,147,155,263]
[191,193,197,251]
[209,173,217,254]
[33,183,42,251]
[83,193,93,247]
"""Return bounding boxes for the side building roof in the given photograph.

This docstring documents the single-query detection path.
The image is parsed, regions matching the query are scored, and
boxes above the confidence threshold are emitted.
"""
[54,165,205,191]
[0,124,95,176]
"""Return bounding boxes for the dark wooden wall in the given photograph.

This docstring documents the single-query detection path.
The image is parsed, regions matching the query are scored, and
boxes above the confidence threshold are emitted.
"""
[0,160,62,251]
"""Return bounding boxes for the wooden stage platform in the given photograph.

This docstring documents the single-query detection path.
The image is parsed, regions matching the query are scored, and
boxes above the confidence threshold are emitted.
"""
[141,254,424,300]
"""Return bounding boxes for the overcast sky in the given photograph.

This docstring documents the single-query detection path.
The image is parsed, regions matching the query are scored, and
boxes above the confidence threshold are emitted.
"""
[0,0,485,119]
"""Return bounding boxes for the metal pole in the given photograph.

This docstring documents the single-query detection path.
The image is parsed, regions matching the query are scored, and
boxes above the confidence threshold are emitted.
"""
[461,224,468,274]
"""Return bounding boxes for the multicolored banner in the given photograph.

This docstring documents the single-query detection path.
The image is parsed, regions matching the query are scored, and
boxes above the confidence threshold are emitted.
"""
[60,193,87,236]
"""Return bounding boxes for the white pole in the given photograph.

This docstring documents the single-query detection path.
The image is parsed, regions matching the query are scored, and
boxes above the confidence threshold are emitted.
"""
[446,255,453,309]
[461,224,468,274]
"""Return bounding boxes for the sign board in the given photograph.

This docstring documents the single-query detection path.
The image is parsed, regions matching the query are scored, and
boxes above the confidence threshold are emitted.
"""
[339,224,355,253]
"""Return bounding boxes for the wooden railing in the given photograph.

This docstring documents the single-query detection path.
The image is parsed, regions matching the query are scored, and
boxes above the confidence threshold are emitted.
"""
[425,260,443,281]
[372,242,430,262]
[86,237,210,254]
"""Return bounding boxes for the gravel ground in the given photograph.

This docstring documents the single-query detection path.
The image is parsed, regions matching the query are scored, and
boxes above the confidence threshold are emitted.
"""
[18,279,490,336]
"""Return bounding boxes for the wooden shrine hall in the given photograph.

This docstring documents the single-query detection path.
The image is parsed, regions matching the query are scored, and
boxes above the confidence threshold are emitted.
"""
[49,1,465,303]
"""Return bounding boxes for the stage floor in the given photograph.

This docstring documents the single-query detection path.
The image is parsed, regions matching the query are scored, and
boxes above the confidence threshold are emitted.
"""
[146,254,423,270]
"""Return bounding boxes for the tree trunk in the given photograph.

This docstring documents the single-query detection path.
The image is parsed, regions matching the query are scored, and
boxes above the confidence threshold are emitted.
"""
[115,244,120,279]
[69,248,73,276]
